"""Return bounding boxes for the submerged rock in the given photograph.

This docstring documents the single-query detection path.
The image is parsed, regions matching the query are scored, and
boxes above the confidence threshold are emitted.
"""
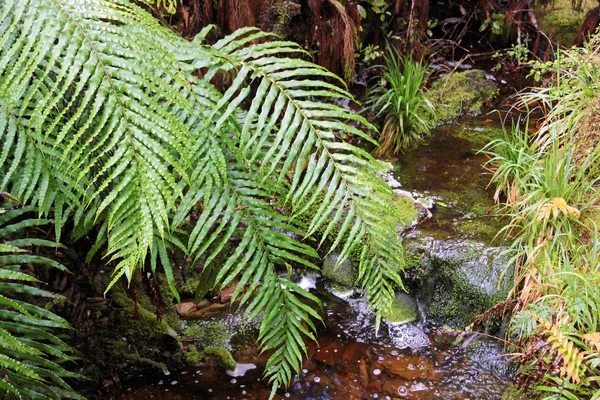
[386,322,430,349]
[466,336,516,379]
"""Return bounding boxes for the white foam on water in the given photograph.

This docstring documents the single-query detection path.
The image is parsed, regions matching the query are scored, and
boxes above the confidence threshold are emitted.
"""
[386,322,430,349]
[226,363,257,377]
[298,274,319,291]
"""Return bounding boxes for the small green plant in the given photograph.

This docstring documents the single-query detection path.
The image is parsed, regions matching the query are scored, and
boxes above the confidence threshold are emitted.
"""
[365,49,434,155]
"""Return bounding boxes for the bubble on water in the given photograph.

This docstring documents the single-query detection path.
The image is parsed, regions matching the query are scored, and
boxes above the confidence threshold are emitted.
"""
[314,377,321,383]
[181,371,188,375]
[171,381,177,385]
[163,370,171,376]
[194,381,198,384]
[302,369,308,374]
[231,379,237,384]
[195,370,201,374]
[391,350,399,356]
[208,388,213,393]
[285,393,290,398]
[372,369,381,376]
[397,386,408,396]
[242,391,247,395]
[373,395,378,398]
[158,380,163,385]
[377,356,384,361]
[334,349,338,353]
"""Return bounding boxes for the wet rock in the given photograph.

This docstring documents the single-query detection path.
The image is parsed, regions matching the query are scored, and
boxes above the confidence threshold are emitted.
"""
[405,237,514,328]
[219,282,239,303]
[314,341,344,366]
[381,293,418,324]
[322,253,357,289]
[175,299,210,317]
[381,354,440,381]
[466,336,516,379]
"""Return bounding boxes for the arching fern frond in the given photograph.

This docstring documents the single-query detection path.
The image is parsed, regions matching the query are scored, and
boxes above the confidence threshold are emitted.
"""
[0,0,199,288]
[0,206,83,399]
[174,28,405,390]
[0,1,406,395]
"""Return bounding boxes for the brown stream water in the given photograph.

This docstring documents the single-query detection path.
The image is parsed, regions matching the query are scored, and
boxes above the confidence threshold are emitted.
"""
[116,114,512,400]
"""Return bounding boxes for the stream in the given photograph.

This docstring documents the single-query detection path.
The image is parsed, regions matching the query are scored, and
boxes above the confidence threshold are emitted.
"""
[116,114,514,400]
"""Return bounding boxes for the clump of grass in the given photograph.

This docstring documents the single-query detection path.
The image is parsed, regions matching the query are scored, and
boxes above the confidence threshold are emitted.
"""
[484,36,600,398]
[365,49,434,155]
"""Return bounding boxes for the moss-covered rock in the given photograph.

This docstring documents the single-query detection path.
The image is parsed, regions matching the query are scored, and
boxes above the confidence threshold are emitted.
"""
[322,252,357,289]
[455,123,504,145]
[428,69,499,124]
[381,292,418,323]
[501,385,542,400]
[406,237,514,327]
[183,320,230,349]
[202,346,237,370]
[537,0,594,45]
[383,195,420,233]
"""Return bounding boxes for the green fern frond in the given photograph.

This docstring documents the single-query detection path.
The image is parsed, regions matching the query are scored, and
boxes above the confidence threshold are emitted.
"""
[1,1,406,394]
[174,28,405,388]
[0,205,83,399]
[0,0,195,286]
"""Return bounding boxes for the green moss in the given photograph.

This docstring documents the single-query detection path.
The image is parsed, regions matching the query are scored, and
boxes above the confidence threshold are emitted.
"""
[185,346,204,366]
[183,320,230,349]
[404,251,422,271]
[381,293,418,323]
[322,253,357,288]
[501,385,542,400]
[537,0,593,45]
[455,124,504,145]
[110,340,168,373]
[112,292,178,340]
[428,70,499,124]
[383,196,419,231]
[202,346,237,370]
[458,218,504,242]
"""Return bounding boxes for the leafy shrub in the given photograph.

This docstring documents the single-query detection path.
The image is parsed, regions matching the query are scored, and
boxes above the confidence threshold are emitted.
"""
[365,50,434,154]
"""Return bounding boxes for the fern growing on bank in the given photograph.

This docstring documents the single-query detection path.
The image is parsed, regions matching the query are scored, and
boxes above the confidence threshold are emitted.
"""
[0,0,405,393]
[0,200,83,399]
